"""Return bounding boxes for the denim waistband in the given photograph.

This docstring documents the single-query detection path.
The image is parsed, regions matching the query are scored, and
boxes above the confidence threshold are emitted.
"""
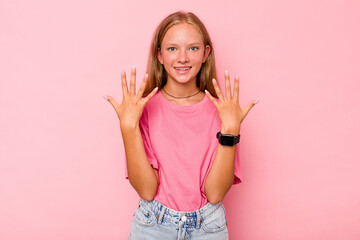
[138,198,223,229]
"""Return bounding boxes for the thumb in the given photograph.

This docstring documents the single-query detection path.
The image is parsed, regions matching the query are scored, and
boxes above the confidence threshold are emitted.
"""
[103,95,120,110]
[142,87,159,104]
[243,99,259,118]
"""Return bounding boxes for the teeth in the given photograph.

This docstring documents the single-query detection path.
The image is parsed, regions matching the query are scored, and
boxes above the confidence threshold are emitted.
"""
[175,67,190,71]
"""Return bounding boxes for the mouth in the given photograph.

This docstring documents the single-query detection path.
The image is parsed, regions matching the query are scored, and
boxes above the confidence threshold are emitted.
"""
[174,66,192,74]
[174,67,191,70]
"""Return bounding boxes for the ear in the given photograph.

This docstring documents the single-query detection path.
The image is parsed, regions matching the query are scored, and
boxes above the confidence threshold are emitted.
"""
[157,48,164,64]
[202,45,211,63]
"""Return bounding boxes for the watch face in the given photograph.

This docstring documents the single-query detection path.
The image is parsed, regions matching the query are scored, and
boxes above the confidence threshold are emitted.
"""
[221,135,235,146]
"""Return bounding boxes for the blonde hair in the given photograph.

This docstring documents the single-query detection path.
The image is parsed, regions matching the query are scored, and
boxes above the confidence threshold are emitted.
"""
[143,11,218,98]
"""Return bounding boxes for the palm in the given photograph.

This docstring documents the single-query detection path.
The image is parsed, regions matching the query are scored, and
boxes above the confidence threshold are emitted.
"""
[104,67,158,129]
[205,71,258,135]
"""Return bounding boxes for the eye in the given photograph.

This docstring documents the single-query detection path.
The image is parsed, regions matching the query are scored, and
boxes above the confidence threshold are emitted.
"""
[168,47,176,51]
[190,46,199,51]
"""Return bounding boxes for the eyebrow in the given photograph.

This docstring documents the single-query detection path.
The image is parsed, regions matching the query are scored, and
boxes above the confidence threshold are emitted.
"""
[163,42,202,46]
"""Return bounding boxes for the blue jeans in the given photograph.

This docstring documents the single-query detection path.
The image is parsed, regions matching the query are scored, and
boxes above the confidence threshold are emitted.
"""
[127,198,229,240]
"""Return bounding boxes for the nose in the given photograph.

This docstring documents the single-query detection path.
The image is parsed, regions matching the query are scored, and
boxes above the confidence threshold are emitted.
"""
[177,49,189,63]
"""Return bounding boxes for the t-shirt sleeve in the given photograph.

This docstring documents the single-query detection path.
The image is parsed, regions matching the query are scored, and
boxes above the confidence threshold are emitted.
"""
[124,106,159,180]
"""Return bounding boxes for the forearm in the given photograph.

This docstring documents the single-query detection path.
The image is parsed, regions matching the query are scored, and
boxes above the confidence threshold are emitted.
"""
[204,126,240,204]
[204,143,237,204]
[121,124,159,201]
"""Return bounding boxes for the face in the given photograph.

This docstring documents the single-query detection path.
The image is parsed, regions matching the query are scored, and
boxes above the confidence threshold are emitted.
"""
[157,23,211,86]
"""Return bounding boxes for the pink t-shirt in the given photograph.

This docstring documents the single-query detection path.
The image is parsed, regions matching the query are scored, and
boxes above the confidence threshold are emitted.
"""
[125,91,242,211]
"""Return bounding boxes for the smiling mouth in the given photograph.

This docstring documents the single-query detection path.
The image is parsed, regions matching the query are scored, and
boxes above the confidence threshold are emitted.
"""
[174,67,192,71]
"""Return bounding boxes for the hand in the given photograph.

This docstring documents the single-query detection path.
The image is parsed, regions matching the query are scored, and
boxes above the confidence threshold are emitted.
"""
[104,66,158,130]
[205,70,258,135]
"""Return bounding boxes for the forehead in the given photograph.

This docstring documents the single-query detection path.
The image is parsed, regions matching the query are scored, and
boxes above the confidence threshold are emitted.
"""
[162,23,203,45]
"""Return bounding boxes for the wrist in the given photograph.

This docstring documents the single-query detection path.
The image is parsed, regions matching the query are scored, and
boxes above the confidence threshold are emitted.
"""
[220,126,240,136]
[120,121,140,133]
[216,131,240,146]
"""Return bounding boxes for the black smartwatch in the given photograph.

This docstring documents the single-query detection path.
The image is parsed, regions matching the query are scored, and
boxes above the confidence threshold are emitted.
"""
[216,131,240,146]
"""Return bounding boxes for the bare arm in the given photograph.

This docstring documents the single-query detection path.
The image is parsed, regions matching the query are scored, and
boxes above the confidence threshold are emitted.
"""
[205,70,258,204]
[104,66,159,201]
[204,140,237,204]
[121,125,159,201]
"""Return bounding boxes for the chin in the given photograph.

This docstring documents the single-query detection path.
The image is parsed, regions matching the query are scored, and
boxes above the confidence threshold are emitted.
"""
[168,70,199,84]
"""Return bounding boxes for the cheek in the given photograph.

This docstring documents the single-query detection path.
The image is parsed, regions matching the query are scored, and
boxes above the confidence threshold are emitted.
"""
[162,53,174,64]
[192,54,205,66]
[193,51,205,61]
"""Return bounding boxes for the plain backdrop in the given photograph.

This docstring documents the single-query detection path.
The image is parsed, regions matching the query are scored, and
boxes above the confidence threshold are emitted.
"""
[1,0,359,239]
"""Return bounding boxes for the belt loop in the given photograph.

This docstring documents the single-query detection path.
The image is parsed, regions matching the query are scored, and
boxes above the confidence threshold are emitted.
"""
[196,210,201,229]
[157,205,166,224]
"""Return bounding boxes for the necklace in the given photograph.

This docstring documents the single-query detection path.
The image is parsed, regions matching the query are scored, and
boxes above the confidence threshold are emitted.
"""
[163,88,201,99]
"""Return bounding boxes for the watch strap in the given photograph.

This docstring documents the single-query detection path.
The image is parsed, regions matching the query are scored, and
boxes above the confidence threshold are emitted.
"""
[216,131,240,146]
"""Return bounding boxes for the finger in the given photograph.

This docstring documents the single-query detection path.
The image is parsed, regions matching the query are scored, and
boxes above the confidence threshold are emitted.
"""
[205,89,219,108]
[233,75,239,103]
[136,73,149,101]
[130,66,136,96]
[225,70,232,100]
[103,95,120,110]
[121,70,129,100]
[242,100,259,121]
[142,86,159,104]
[212,78,224,102]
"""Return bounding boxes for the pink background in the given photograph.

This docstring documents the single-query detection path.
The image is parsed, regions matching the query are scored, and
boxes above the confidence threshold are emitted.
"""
[1,0,359,239]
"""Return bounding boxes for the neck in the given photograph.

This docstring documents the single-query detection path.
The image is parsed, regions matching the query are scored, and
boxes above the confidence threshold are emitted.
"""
[163,80,199,98]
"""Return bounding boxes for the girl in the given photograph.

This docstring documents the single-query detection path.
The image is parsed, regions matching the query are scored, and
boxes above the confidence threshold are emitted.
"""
[104,11,257,240]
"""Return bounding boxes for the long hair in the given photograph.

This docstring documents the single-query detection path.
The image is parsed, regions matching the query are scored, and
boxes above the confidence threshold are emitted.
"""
[143,11,218,98]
